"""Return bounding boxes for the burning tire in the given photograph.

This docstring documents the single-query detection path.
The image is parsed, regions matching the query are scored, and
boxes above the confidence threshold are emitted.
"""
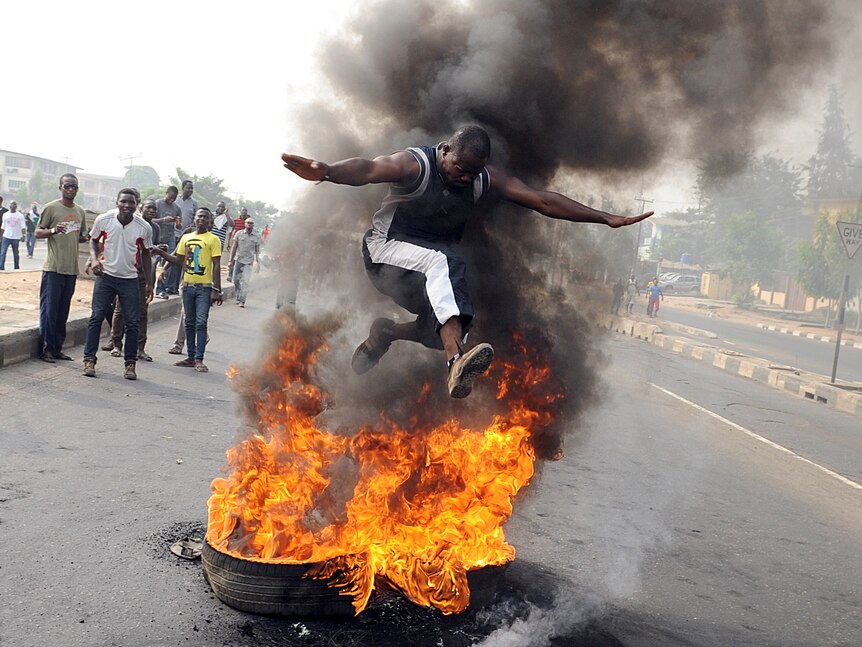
[201,541,356,617]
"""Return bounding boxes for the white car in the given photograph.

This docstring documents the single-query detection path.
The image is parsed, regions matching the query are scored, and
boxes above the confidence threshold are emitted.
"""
[660,275,700,293]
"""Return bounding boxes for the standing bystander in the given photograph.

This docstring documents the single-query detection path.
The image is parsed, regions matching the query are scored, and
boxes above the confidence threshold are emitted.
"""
[227,217,261,307]
[153,208,222,372]
[81,189,153,380]
[0,201,27,270]
[107,198,160,361]
[35,174,90,362]
[211,201,231,252]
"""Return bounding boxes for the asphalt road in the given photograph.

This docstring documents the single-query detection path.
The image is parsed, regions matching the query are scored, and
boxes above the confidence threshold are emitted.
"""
[1,287,859,647]
[658,301,862,383]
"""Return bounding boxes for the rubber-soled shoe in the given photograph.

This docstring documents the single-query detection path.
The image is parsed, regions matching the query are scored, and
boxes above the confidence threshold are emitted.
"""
[40,352,56,364]
[124,361,137,380]
[351,318,395,375]
[168,345,183,355]
[101,341,114,351]
[52,351,73,361]
[82,358,96,378]
[447,343,494,399]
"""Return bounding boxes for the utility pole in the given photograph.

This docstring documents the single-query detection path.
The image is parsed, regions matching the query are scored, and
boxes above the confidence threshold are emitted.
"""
[630,181,653,279]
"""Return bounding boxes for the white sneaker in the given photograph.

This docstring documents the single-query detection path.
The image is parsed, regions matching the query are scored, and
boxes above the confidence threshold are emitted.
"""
[447,343,494,399]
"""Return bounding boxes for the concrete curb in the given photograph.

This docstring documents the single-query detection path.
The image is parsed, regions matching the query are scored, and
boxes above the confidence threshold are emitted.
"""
[602,314,862,420]
[0,275,279,370]
[756,323,862,349]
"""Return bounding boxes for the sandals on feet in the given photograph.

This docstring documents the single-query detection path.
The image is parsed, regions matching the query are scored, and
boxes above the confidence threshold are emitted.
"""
[194,361,209,373]
[174,358,196,367]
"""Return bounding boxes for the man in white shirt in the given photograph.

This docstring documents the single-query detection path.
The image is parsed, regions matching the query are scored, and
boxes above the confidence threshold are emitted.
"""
[0,201,27,270]
[81,189,153,380]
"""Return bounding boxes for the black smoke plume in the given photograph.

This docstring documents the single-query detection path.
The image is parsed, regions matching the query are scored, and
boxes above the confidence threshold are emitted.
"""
[271,0,834,457]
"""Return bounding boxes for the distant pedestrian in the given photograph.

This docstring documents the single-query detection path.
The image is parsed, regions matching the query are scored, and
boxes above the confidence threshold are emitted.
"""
[227,216,261,307]
[646,281,663,317]
[0,201,27,270]
[625,276,639,314]
[611,278,624,315]
[81,189,153,380]
[0,196,7,220]
[152,207,223,372]
[35,174,90,362]
[25,202,40,258]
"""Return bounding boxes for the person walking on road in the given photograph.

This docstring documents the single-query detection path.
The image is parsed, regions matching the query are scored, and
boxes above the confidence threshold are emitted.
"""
[25,202,40,258]
[35,174,90,362]
[81,189,153,380]
[646,280,663,318]
[625,276,639,314]
[227,216,261,307]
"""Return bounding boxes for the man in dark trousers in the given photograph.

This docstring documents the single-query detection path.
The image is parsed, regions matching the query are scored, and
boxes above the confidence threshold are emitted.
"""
[281,125,652,399]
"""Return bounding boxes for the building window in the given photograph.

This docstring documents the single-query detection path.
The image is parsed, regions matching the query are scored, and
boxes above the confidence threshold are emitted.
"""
[8,179,27,189]
[5,156,32,169]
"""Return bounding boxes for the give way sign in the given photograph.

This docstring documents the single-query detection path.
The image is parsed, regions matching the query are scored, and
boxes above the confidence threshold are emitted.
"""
[836,220,862,260]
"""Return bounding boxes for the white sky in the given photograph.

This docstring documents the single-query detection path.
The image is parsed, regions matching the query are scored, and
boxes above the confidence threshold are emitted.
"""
[3,1,860,215]
[2,0,354,210]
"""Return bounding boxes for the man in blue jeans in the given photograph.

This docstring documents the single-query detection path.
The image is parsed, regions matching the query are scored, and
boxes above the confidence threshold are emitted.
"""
[152,207,223,372]
[81,189,153,380]
[35,175,90,362]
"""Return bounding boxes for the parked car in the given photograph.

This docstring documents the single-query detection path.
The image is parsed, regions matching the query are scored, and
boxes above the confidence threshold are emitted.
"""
[660,274,701,294]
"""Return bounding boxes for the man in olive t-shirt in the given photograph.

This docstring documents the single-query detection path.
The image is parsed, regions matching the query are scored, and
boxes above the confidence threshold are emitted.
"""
[35,173,90,362]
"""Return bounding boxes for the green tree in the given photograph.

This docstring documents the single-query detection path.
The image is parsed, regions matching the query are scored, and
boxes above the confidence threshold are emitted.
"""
[797,208,862,322]
[716,211,783,303]
[806,87,859,200]
[697,153,804,272]
[123,165,161,190]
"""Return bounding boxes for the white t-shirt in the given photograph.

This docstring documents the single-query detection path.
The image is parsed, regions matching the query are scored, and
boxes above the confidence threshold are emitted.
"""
[1,211,26,240]
[90,213,153,279]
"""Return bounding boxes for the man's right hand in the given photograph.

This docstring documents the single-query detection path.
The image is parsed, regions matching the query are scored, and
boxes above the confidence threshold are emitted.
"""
[281,153,328,182]
[55,222,69,234]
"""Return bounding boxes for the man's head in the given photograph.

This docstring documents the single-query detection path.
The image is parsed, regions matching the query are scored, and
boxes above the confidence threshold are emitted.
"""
[59,174,79,201]
[194,207,212,233]
[116,188,139,218]
[9,201,18,212]
[141,199,157,221]
[439,125,491,188]
[240,207,248,218]
[165,186,179,204]
[216,201,226,215]
[244,218,255,233]
[181,180,194,199]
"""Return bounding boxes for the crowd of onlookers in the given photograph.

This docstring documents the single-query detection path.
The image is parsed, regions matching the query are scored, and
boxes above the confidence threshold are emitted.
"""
[0,173,266,380]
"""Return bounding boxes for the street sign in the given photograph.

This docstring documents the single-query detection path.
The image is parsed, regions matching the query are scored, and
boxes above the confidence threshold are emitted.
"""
[836,220,862,260]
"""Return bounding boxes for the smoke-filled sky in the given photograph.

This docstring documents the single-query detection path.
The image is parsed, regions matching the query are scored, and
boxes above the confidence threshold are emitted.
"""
[4,0,861,213]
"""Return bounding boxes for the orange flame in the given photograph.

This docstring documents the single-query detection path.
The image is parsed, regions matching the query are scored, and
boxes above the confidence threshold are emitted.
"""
[206,314,563,614]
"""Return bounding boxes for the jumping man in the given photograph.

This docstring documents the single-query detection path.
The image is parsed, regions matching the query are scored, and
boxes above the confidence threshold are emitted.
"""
[281,125,653,399]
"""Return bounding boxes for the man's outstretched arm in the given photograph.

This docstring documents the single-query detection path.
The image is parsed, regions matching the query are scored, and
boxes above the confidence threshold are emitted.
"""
[489,166,654,228]
[280,151,420,187]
